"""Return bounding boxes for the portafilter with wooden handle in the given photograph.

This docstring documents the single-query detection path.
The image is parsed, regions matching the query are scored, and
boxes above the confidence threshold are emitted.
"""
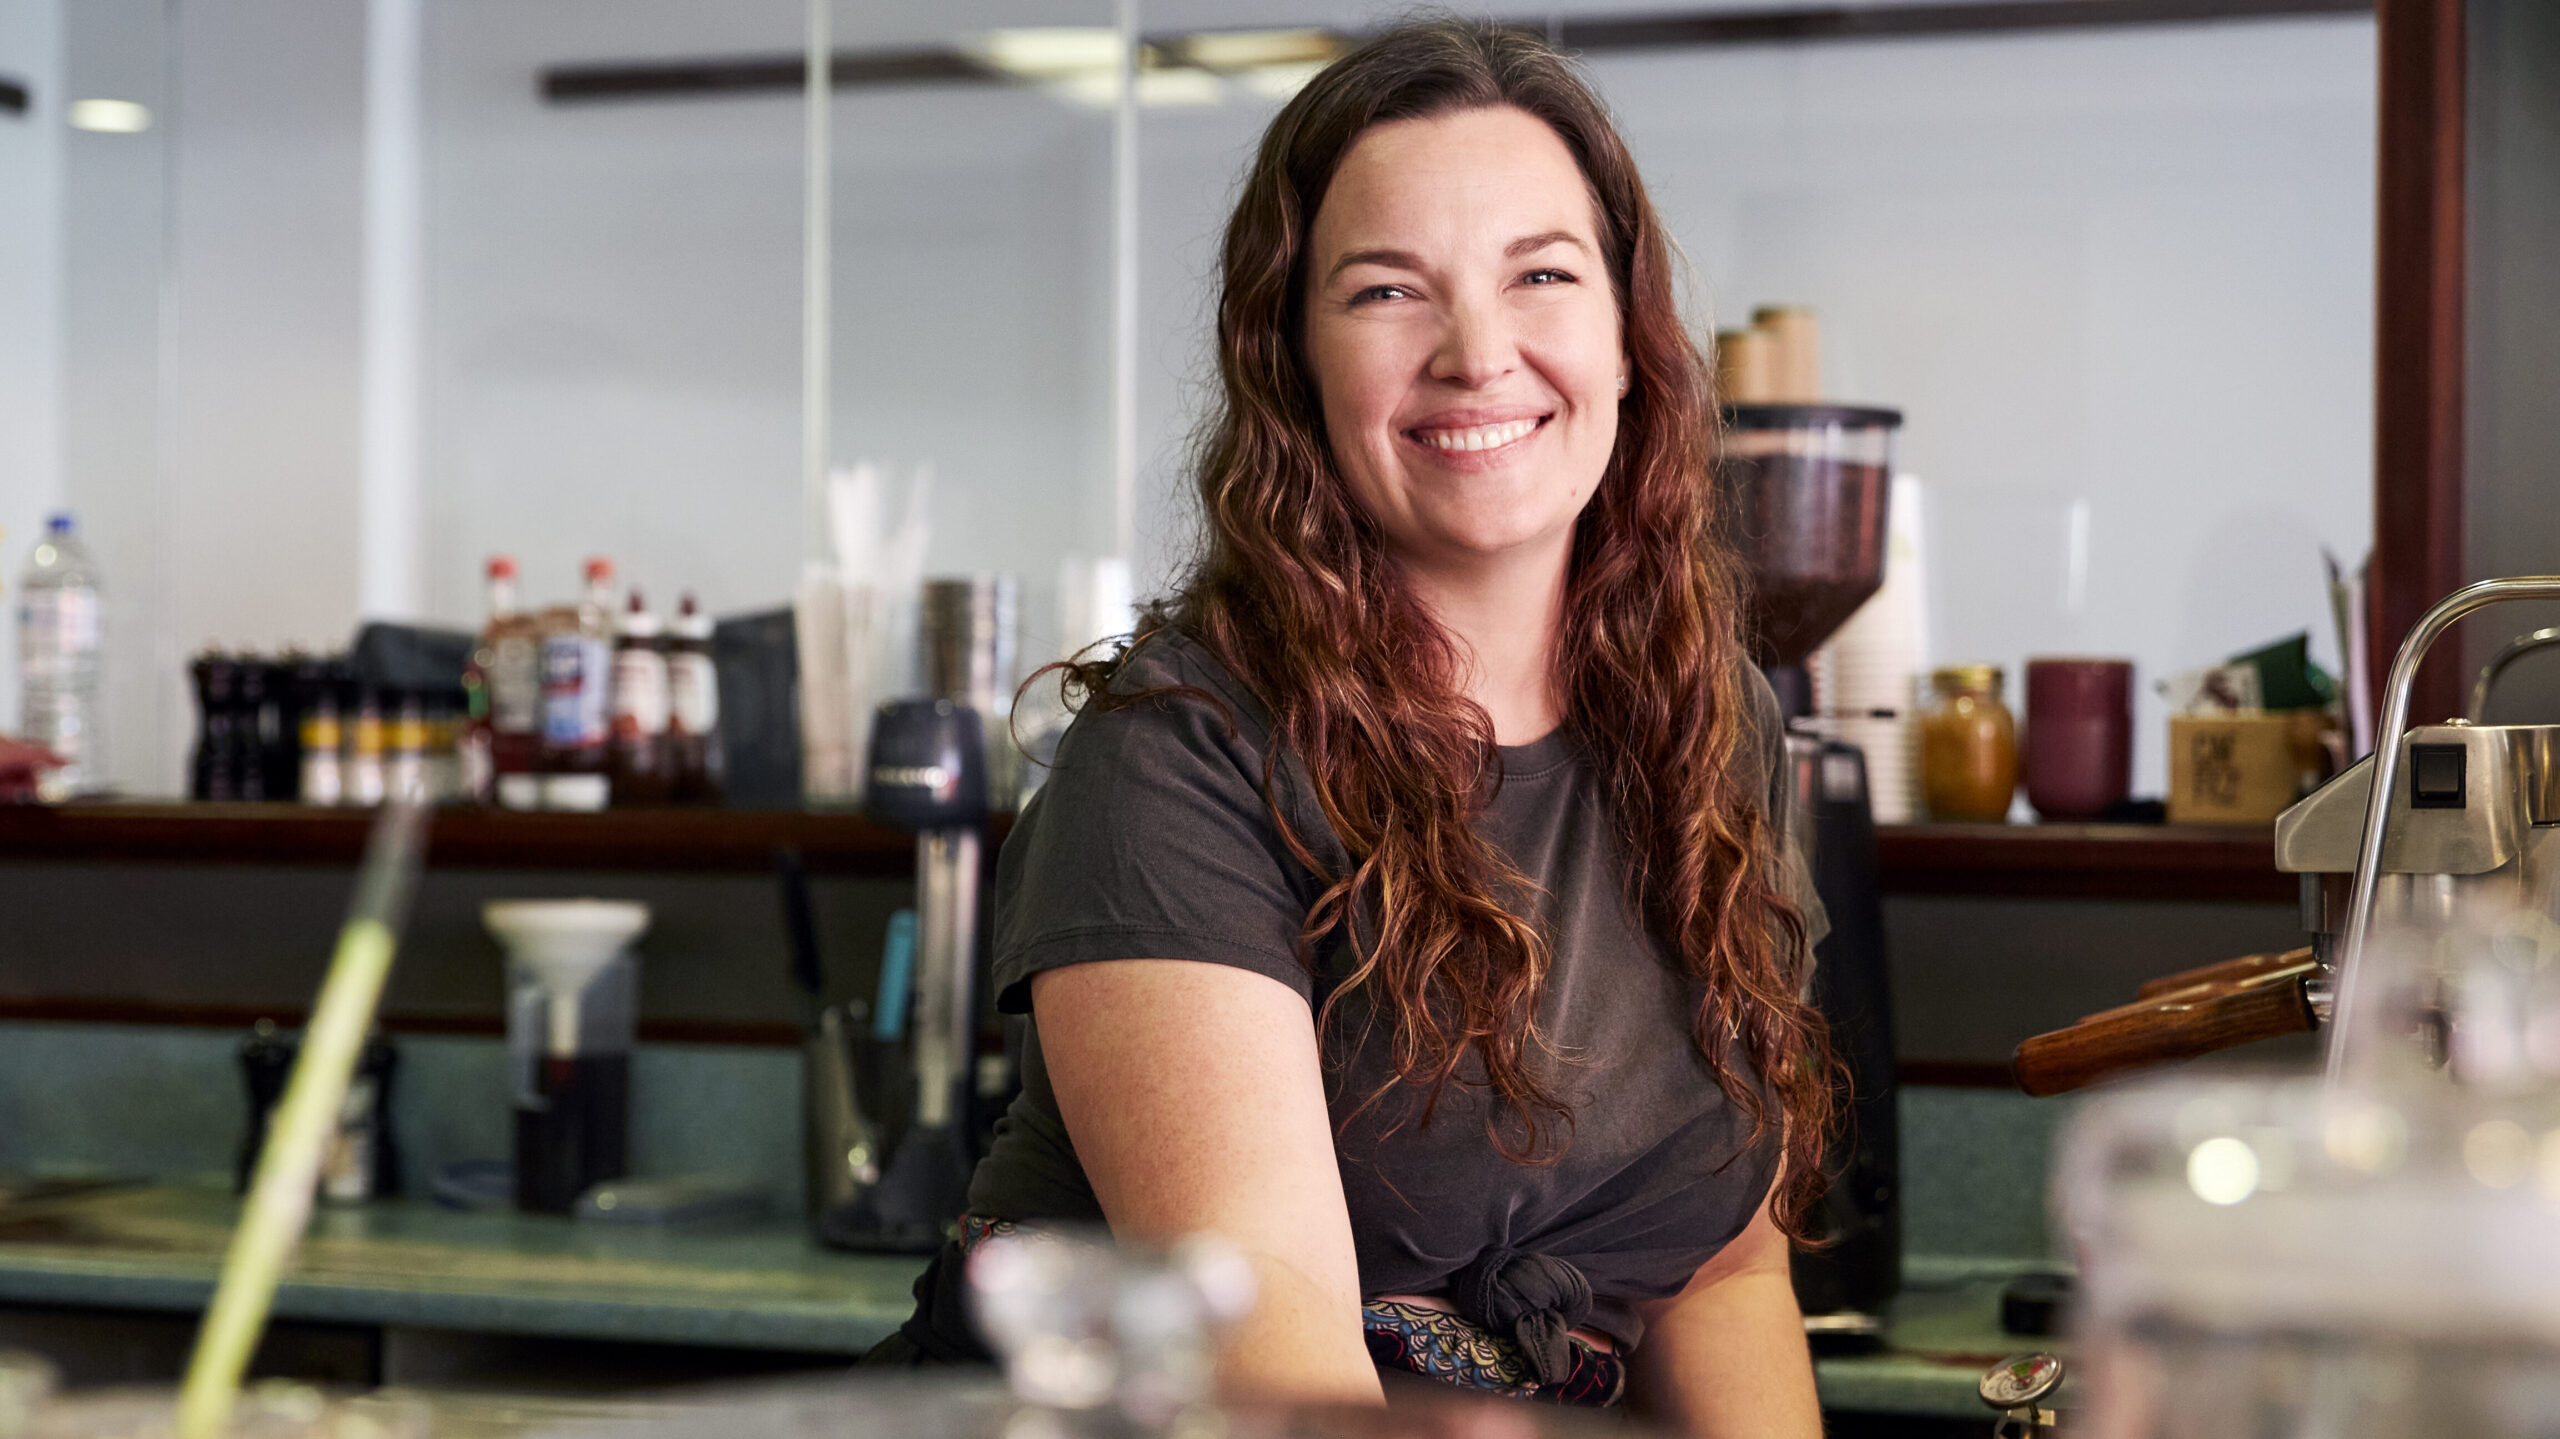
[2011,948,2319,1097]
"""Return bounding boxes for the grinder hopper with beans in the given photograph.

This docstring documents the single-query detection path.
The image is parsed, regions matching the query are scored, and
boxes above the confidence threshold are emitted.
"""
[2012,579,2560,1097]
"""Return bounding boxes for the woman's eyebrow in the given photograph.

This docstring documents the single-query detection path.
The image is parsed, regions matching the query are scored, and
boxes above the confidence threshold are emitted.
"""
[1325,247,1424,282]
[1506,230,1587,259]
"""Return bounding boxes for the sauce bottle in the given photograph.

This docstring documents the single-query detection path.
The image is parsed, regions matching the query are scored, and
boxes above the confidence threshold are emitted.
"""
[474,556,544,810]
[297,656,345,806]
[539,557,616,812]
[609,588,673,806]
[666,592,723,805]
[386,689,429,804]
[347,680,387,807]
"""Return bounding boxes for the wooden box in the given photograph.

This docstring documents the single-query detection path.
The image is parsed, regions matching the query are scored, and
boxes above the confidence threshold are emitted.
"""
[2168,715,2299,825]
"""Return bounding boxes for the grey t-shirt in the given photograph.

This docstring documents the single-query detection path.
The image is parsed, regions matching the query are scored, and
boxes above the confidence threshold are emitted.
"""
[969,631,1820,1350]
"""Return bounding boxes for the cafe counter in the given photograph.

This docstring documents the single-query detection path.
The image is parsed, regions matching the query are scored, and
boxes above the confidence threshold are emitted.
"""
[0,1181,2051,1422]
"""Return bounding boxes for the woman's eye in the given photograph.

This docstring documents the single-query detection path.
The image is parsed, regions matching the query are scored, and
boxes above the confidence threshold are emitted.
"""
[1350,283,1412,304]
[1521,268,1577,287]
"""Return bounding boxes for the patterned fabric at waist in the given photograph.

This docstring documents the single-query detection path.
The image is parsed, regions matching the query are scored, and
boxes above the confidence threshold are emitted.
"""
[956,1216,1626,1409]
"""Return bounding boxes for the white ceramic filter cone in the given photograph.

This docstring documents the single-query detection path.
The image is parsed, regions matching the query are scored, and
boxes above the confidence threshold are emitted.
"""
[1809,474,1930,824]
[483,900,651,1053]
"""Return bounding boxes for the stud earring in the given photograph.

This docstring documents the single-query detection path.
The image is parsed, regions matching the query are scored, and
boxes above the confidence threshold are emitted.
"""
[1616,375,1630,396]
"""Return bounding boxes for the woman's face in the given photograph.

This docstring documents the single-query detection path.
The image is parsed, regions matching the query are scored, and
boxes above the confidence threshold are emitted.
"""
[1304,105,1625,580]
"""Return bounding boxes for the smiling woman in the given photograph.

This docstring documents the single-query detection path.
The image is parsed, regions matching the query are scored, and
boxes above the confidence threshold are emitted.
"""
[863,20,1831,1438]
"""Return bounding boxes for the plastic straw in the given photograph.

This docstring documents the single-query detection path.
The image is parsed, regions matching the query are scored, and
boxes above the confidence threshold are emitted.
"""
[177,797,430,1439]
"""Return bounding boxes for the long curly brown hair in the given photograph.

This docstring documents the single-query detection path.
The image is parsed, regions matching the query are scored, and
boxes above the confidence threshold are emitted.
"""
[1056,18,1834,1237]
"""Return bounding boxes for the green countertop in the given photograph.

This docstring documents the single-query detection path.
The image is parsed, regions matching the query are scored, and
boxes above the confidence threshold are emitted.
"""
[0,1183,2058,1418]
[0,1182,919,1354]
[1816,1256,2069,1419]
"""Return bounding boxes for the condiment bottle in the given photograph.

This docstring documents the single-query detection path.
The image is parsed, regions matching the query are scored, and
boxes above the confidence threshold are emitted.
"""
[297,657,344,806]
[188,651,243,802]
[233,656,274,801]
[666,592,723,805]
[1920,664,2018,823]
[347,680,387,807]
[386,689,429,803]
[608,589,672,806]
[471,555,544,809]
[538,557,616,811]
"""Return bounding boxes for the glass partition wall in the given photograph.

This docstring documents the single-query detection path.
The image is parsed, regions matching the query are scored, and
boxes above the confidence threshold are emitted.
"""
[819,1,1124,669]
[10,0,2377,800]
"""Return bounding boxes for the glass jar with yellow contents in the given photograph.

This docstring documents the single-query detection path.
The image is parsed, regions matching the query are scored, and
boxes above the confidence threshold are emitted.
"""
[1920,664,2018,822]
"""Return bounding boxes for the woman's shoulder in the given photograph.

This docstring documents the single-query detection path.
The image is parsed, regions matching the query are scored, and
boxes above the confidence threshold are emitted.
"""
[1045,627,1274,786]
[1105,628,1270,725]
[1039,627,1344,870]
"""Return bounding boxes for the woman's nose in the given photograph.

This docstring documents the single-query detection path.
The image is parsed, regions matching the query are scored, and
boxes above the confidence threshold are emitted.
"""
[1428,293,1518,388]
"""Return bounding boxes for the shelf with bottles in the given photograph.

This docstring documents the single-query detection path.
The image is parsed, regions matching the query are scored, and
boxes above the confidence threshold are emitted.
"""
[184,555,728,813]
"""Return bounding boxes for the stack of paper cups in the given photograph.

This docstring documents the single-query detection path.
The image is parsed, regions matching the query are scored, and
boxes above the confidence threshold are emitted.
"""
[1809,474,1930,824]
[1749,306,1822,403]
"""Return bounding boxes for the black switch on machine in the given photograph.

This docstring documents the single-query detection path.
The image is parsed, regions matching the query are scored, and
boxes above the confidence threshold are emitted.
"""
[2410,743,2468,809]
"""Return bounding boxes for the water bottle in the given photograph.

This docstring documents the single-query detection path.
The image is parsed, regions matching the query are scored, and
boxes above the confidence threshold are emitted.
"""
[18,514,104,799]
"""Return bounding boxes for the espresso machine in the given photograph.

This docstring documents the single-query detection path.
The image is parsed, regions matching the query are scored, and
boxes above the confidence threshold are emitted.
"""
[1726,402,1905,1339]
[2031,584,2560,1439]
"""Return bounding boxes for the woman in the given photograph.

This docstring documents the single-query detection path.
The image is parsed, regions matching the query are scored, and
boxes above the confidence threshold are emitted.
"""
[879,19,1833,1436]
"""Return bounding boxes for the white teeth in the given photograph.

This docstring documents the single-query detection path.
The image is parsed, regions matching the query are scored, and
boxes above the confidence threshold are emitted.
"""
[1417,418,1538,453]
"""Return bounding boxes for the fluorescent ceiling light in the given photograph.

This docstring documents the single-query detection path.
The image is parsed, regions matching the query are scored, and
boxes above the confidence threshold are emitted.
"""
[1178,29,1340,72]
[1051,65,1224,110]
[67,98,150,133]
[1138,67,1223,107]
[975,28,1121,79]
[1239,60,1328,101]
[975,26,1320,109]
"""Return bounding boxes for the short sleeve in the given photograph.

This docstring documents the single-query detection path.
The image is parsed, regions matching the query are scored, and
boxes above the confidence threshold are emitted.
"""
[990,640,1322,1013]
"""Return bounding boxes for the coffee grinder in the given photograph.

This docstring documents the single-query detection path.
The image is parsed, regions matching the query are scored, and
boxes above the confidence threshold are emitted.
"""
[1727,402,1905,1342]
[806,698,988,1252]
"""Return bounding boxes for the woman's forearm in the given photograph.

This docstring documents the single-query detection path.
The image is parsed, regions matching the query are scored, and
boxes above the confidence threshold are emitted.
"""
[1630,1268,1822,1439]
[1034,962,1383,1409]
[1216,1251,1386,1406]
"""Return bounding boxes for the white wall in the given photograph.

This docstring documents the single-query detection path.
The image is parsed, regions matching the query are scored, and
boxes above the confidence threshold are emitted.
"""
[0,0,64,741]
[160,0,367,666]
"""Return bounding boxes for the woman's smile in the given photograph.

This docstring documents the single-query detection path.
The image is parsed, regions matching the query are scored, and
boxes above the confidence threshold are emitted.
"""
[1405,411,1552,459]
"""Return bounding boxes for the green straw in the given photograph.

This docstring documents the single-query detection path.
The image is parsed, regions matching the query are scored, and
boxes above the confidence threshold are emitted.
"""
[177,798,430,1439]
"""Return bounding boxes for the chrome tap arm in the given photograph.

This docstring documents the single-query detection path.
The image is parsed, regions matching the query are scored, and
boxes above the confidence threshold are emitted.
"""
[2468,626,2560,722]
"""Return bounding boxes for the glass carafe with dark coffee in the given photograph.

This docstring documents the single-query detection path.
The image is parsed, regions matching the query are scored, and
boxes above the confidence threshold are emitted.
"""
[483,900,650,1214]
